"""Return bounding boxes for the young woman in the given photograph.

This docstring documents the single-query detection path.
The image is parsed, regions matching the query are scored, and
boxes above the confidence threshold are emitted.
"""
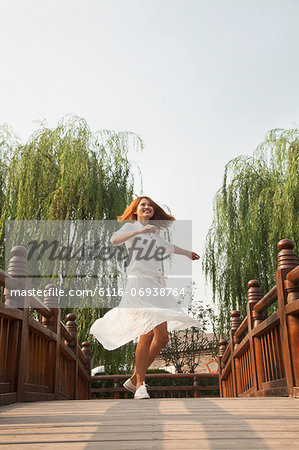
[90,196,201,399]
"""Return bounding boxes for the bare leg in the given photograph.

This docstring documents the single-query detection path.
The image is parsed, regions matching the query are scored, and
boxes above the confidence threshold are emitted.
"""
[132,322,169,389]
[134,331,154,390]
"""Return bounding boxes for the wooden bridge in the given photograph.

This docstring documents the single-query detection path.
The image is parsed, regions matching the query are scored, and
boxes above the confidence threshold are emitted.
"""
[0,239,298,448]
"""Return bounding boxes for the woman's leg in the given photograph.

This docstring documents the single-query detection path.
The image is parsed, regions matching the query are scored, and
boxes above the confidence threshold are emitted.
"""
[134,329,155,389]
[132,322,169,388]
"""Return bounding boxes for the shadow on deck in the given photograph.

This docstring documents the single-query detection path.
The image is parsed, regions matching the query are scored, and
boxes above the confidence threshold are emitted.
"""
[1,396,299,449]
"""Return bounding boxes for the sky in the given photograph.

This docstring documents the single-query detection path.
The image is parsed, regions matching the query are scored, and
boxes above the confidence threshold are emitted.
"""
[1,0,299,325]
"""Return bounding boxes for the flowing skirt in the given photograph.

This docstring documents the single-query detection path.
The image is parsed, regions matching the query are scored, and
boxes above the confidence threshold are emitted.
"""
[90,272,201,350]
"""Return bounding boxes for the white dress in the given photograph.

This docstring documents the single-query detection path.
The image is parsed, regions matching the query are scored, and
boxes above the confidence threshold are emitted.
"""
[90,221,201,350]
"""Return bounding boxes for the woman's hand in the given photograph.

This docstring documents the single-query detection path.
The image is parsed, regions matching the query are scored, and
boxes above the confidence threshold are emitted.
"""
[186,251,200,260]
[139,224,159,234]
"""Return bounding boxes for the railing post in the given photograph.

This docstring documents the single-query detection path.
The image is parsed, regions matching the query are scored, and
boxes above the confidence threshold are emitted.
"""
[218,339,227,397]
[114,377,120,399]
[41,283,59,332]
[66,313,78,399]
[193,375,200,398]
[276,239,298,396]
[81,342,92,399]
[281,241,299,394]
[233,330,242,397]
[5,245,30,402]
[284,279,299,390]
[230,310,241,397]
[5,246,30,402]
[247,280,263,394]
[42,284,60,398]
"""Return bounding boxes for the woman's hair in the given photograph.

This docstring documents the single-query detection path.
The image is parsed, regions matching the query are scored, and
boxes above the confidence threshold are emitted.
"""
[116,196,175,229]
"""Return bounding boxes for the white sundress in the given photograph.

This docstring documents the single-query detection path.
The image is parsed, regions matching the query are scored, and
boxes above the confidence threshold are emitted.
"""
[89,220,201,350]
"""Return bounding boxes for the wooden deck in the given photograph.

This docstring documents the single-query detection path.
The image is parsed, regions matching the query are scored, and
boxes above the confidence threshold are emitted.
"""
[0,397,299,449]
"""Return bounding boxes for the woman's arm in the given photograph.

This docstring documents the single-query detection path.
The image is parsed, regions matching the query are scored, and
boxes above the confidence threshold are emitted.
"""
[111,229,141,246]
[173,245,200,260]
[111,223,157,246]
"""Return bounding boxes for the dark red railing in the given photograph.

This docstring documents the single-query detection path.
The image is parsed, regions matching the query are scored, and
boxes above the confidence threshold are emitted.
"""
[92,373,219,399]
[219,239,299,398]
[0,246,91,406]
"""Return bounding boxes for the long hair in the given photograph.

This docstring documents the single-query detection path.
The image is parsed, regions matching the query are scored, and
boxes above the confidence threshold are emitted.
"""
[116,196,175,229]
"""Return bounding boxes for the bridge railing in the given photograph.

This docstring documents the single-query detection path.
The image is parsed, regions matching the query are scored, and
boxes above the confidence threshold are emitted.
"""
[0,246,92,406]
[91,373,219,399]
[219,239,299,398]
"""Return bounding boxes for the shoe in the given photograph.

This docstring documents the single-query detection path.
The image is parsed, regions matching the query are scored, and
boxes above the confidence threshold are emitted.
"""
[123,378,136,393]
[134,382,150,399]
[123,378,150,394]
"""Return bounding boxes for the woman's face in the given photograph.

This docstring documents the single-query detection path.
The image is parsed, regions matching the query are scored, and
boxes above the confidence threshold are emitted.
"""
[135,198,154,220]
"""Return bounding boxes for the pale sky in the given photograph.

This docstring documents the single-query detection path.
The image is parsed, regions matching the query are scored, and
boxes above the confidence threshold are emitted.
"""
[1,0,299,325]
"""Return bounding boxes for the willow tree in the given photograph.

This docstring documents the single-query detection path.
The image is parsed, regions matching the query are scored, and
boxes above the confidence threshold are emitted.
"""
[203,128,298,336]
[0,114,143,369]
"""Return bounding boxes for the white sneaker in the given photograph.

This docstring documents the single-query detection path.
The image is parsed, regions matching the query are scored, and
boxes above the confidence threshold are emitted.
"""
[123,378,136,393]
[134,382,150,399]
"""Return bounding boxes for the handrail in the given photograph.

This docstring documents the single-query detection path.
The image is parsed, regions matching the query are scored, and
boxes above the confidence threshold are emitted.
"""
[91,373,219,399]
[0,270,19,289]
[92,373,218,381]
[287,265,299,284]
[253,285,277,314]
[235,316,248,340]
[29,294,53,319]
[221,344,231,366]
[61,323,74,343]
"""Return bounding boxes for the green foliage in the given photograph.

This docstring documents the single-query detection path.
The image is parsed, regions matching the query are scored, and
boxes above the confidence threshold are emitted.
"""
[0,114,143,367]
[203,128,299,336]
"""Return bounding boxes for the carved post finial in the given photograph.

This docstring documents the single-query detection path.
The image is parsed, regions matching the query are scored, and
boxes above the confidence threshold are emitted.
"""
[247,279,264,328]
[66,313,77,349]
[219,339,227,356]
[277,239,298,270]
[81,341,91,359]
[5,245,29,308]
[81,341,91,369]
[230,310,241,335]
[41,284,59,332]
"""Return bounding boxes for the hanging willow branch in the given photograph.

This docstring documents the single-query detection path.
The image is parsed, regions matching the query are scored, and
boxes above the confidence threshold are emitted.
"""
[202,128,299,336]
[0,114,143,369]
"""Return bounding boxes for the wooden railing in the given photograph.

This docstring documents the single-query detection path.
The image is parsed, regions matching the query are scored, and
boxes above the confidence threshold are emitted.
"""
[91,373,219,399]
[0,246,92,406]
[218,239,299,398]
